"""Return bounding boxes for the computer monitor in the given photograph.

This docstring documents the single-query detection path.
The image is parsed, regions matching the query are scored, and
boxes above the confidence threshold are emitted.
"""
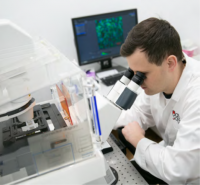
[72,9,138,71]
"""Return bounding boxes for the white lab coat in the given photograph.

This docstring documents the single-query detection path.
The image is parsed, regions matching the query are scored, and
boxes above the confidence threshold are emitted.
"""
[115,54,200,184]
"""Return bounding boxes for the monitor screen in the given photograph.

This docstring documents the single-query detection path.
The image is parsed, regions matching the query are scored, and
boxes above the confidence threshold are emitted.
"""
[72,9,138,66]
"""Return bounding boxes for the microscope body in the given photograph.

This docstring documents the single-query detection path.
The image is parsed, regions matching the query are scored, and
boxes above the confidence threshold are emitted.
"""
[96,69,145,143]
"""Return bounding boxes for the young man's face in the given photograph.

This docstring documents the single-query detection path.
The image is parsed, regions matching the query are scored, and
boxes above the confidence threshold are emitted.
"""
[127,49,169,95]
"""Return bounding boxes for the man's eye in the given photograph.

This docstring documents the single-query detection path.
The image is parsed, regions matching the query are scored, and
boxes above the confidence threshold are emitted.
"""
[143,73,147,79]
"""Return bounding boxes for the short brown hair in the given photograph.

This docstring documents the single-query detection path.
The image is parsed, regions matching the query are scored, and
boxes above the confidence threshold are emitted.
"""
[120,18,183,66]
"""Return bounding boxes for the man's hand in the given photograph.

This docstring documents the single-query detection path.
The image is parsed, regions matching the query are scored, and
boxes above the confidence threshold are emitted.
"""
[122,121,145,148]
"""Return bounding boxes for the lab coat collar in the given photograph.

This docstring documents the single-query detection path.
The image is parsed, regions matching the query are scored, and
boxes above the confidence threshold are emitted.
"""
[170,53,192,102]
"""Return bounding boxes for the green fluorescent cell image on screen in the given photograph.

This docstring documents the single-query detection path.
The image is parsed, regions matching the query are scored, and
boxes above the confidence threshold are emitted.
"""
[95,16,124,50]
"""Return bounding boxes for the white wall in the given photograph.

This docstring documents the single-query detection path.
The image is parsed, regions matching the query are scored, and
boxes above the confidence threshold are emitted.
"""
[0,0,200,71]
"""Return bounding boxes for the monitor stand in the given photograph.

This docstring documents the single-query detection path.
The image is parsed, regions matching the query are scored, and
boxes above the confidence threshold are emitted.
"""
[100,58,112,70]
[97,58,127,73]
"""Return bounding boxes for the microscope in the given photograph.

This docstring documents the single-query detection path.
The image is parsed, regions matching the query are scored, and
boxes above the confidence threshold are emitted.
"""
[95,68,146,144]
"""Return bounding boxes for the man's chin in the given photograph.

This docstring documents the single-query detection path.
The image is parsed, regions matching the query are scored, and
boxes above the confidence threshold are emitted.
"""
[143,89,155,96]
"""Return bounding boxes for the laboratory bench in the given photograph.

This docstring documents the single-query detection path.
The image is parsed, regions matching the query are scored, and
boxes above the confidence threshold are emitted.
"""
[104,134,148,185]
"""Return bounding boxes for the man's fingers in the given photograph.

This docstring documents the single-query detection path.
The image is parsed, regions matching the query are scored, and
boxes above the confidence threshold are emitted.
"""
[122,127,126,135]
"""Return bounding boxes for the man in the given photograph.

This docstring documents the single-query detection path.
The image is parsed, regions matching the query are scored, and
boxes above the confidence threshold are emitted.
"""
[114,18,200,184]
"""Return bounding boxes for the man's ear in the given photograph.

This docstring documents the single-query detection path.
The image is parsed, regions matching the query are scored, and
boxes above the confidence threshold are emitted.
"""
[166,55,177,71]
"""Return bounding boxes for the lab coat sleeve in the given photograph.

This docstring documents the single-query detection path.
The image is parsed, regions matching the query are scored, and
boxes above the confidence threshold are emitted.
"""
[134,97,200,184]
[114,91,155,130]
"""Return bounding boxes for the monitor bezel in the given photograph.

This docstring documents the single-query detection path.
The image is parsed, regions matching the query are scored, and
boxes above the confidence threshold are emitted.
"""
[71,9,138,66]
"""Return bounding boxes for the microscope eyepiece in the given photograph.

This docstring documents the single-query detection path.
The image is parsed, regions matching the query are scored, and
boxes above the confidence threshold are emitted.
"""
[119,68,134,85]
[124,68,134,80]
[132,71,146,85]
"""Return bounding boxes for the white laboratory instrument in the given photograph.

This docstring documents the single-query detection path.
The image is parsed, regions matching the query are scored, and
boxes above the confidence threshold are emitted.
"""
[0,20,115,185]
